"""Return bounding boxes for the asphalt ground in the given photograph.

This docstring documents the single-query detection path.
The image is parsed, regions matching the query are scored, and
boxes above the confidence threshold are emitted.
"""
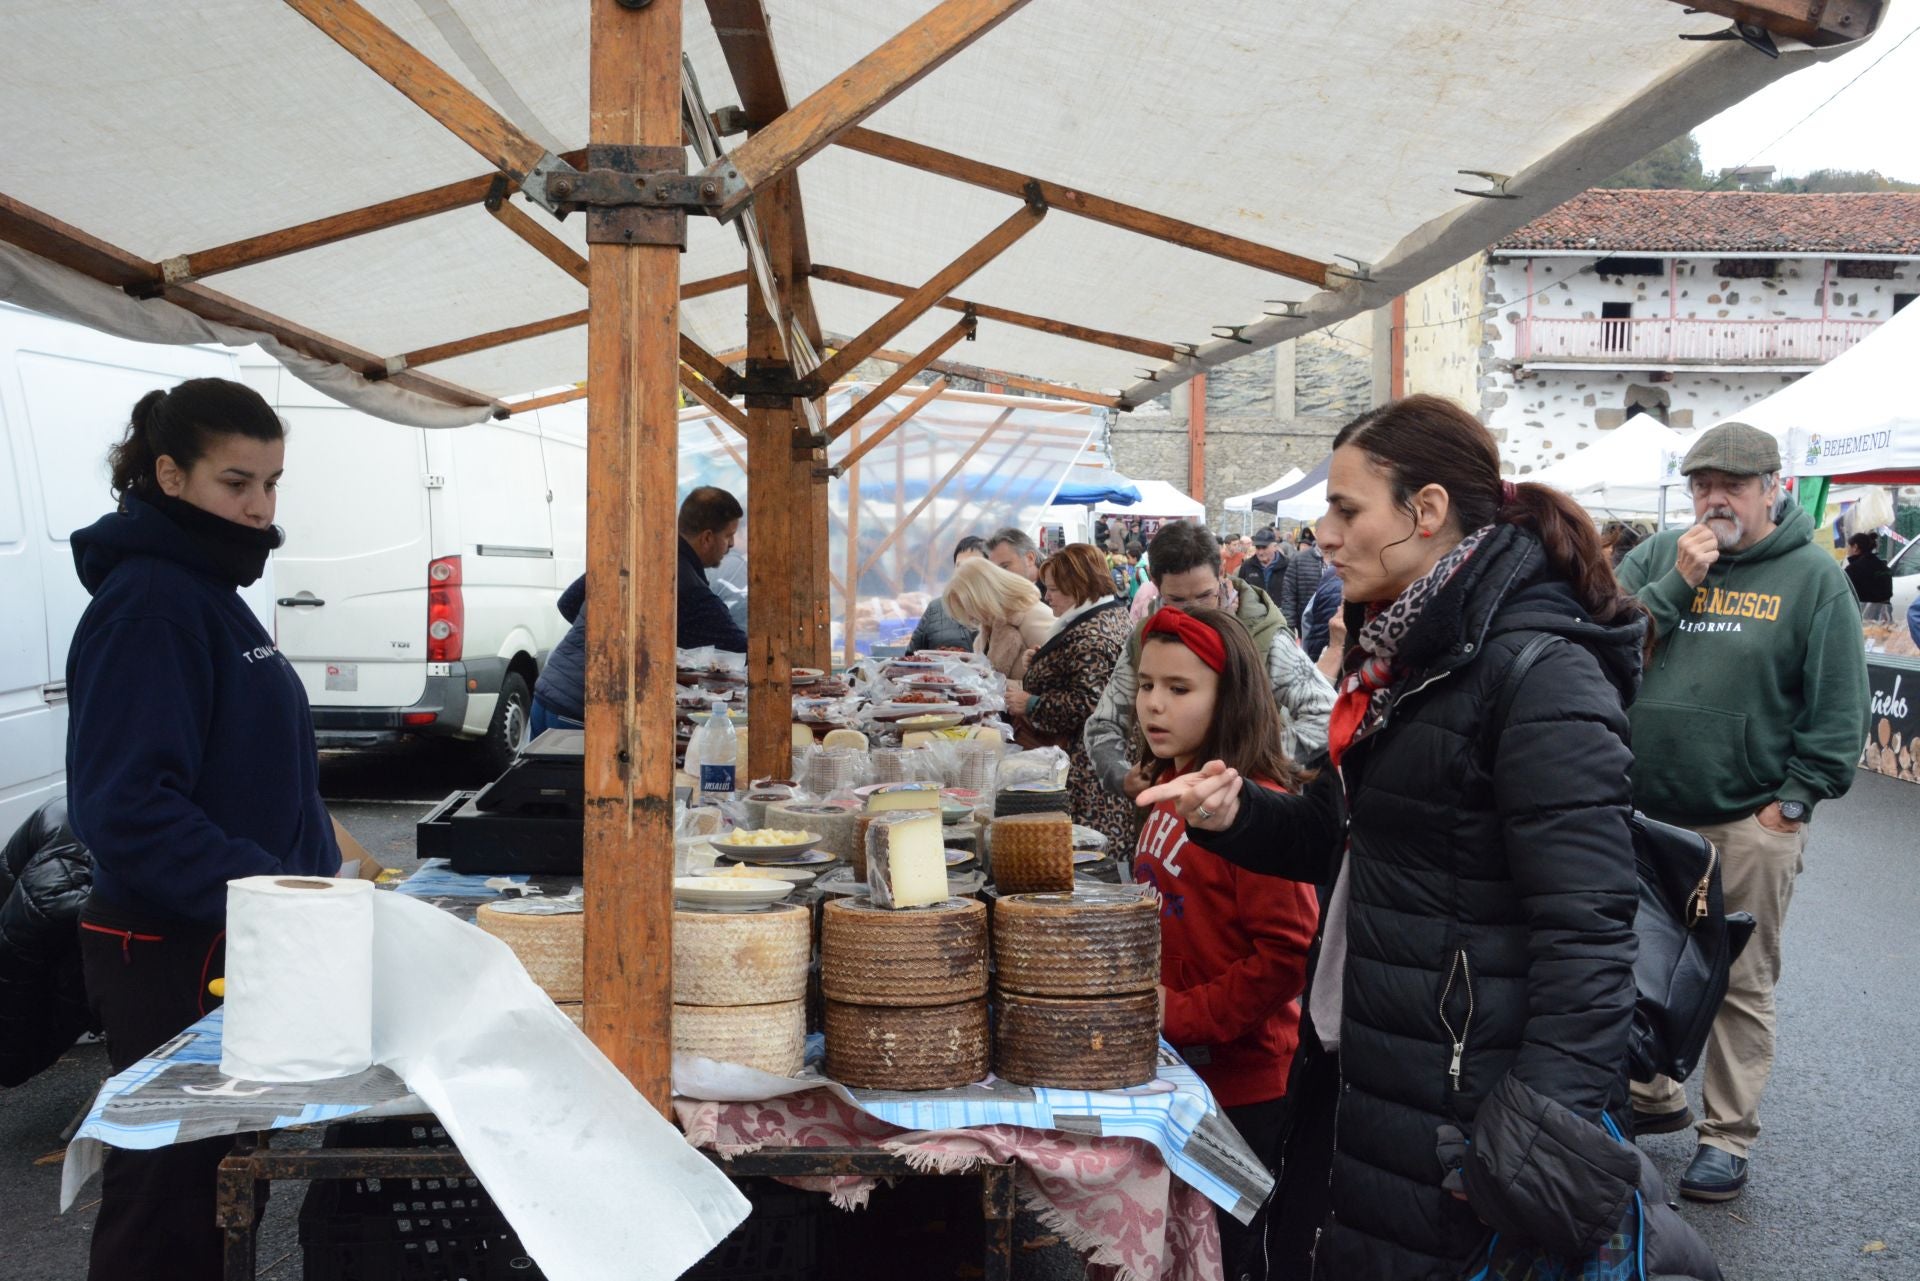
[4,747,1916,1279]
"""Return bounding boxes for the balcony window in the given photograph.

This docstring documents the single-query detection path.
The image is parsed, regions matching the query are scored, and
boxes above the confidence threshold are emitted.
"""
[1601,303,1632,352]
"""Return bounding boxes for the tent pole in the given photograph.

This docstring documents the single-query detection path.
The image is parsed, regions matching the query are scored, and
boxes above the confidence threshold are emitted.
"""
[580,0,681,1111]
[843,417,863,667]
[745,177,801,782]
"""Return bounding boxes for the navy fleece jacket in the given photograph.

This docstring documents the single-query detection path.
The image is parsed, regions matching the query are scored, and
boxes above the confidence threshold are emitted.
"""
[65,496,339,924]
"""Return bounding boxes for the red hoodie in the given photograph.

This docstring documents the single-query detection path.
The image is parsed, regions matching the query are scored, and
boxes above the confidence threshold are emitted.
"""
[1133,782,1319,1108]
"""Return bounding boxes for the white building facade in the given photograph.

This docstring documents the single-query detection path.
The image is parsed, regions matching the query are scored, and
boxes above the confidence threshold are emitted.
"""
[1403,190,1919,476]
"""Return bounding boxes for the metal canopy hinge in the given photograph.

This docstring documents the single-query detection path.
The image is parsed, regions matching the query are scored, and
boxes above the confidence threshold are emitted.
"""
[1454,170,1517,200]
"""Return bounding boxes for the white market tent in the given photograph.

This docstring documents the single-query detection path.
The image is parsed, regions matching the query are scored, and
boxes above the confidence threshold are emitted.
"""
[1095,479,1203,521]
[1224,468,1305,514]
[1528,412,1702,516]
[0,0,1883,1137]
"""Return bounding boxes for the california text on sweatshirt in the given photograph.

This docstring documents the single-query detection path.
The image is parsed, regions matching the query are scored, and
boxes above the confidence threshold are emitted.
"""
[1616,502,1869,825]
[66,495,339,924]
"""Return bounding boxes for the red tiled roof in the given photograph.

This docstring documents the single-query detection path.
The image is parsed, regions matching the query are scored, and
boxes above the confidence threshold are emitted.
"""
[1496,189,1920,255]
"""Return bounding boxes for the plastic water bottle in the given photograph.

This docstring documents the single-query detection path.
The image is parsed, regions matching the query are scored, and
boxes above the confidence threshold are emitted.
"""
[696,701,737,804]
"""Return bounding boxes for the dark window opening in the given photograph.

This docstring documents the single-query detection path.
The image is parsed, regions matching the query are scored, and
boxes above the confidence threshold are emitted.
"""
[1838,259,1899,280]
[1715,258,1780,279]
[1594,256,1663,277]
[1601,302,1633,352]
[1894,294,1916,315]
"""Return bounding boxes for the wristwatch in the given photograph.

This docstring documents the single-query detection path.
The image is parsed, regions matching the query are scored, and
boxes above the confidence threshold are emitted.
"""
[1775,800,1808,823]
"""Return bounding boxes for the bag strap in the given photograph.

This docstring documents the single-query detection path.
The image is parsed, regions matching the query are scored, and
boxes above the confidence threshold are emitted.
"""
[1480,631,1564,768]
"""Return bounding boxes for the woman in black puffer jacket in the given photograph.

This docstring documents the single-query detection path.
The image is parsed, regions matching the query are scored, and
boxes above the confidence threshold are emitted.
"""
[1141,397,1717,1280]
[0,800,95,1087]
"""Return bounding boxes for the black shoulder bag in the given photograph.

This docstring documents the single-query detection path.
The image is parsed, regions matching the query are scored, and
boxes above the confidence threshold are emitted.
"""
[1490,633,1755,1084]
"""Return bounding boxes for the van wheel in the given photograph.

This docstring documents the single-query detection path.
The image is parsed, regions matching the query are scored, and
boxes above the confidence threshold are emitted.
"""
[478,672,531,776]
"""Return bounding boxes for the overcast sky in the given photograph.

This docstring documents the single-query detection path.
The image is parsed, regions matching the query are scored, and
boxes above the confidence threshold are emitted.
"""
[1692,3,1920,180]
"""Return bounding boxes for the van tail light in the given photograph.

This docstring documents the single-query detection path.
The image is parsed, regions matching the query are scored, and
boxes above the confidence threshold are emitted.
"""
[427,555,463,662]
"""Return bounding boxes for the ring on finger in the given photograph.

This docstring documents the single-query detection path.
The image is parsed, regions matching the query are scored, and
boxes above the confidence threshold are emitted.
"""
[1195,805,1213,820]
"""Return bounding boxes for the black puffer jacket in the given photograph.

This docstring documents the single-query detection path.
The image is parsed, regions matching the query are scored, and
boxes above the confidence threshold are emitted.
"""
[0,800,96,1087]
[1207,524,1644,1279]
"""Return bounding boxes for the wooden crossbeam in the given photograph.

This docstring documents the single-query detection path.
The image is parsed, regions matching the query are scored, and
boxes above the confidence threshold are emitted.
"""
[859,409,1017,580]
[399,310,588,370]
[0,191,496,410]
[161,151,588,284]
[812,202,1043,387]
[839,127,1331,288]
[812,264,1177,362]
[683,269,750,299]
[679,366,749,435]
[826,316,975,441]
[705,0,824,350]
[866,345,1122,409]
[707,0,1036,217]
[283,0,559,197]
[501,386,586,414]
[1665,0,1880,41]
[679,336,743,395]
[832,378,947,478]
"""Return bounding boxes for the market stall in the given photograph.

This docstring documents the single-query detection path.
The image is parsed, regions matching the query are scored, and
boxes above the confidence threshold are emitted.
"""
[0,1,1881,1277]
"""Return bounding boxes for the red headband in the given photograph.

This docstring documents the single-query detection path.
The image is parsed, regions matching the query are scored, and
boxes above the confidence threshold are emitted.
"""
[1143,606,1227,673]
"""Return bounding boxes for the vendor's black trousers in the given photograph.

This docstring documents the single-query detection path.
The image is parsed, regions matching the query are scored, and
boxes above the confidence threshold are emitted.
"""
[79,902,228,1281]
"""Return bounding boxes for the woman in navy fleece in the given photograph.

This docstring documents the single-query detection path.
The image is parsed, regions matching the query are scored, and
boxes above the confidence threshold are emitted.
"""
[67,377,339,1281]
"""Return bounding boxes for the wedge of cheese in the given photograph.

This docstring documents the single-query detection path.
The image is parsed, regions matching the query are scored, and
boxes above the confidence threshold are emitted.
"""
[822,728,869,751]
[901,730,939,749]
[866,811,948,909]
[865,782,941,814]
[791,723,815,752]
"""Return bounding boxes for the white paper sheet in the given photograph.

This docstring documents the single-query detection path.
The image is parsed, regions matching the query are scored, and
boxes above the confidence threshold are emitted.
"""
[220,876,749,1281]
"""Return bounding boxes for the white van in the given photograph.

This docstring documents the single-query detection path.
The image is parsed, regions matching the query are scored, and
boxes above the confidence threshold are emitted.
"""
[0,305,274,839]
[247,356,586,772]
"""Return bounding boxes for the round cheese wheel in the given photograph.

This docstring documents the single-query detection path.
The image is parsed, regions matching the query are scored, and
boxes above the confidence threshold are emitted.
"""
[994,989,1159,1090]
[821,897,986,1006]
[476,902,584,1002]
[824,997,989,1090]
[673,902,811,1006]
[993,890,1159,997]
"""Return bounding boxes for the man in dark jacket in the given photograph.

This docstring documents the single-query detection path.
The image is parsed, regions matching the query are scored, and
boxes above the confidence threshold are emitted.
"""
[531,575,587,734]
[1616,422,1868,1202]
[1276,528,1324,632]
[1236,528,1286,596]
[1300,562,1342,660]
[678,487,748,652]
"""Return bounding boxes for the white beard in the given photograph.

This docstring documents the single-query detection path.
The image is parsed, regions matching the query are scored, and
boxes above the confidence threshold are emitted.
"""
[1704,508,1744,551]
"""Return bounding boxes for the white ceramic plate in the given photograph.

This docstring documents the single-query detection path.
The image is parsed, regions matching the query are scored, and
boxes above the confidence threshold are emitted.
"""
[717,849,837,868]
[893,712,965,731]
[694,865,818,886]
[708,831,821,860]
[672,876,793,908]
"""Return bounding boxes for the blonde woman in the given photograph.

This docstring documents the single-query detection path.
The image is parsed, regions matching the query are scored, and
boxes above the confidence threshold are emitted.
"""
[943,556,1053,680]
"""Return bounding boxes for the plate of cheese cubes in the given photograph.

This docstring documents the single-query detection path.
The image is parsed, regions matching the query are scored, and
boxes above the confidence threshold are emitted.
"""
[707,829,822,862]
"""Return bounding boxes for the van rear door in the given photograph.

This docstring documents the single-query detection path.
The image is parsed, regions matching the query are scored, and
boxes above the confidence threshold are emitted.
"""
[271,378,432,709]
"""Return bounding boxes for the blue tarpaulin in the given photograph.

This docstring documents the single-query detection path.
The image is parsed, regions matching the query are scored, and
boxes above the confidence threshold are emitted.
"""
[1051,466,1142,507]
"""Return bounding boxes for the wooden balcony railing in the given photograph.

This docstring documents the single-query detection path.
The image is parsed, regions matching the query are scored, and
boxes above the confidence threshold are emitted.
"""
[1516,317,1880,365]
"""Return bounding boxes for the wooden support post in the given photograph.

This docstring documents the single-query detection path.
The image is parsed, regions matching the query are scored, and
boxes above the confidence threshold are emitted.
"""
[827,319,974,441]
[707,0,1036,217]
[580,0,681,1111]
[842,416,863,668]
[744,176,801,781]
[811,204,1043,389]
[810,264,1177,361]
[838,128,1332,286]
[1186,372,1207,505]
[833,378,947,477]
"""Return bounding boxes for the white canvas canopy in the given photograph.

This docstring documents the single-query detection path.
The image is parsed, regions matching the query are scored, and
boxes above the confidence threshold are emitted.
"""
[0,3,1873,425]
[1528,413,1702,516]
[1224,469,1305,514]
[1095,479,1203,521]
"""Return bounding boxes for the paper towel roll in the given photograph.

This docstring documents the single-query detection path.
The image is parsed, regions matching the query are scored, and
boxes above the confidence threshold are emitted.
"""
[221,876,377,1082]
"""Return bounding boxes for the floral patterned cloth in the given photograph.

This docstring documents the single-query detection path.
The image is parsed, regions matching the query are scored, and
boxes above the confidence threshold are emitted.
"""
[675,1088,1223,1281]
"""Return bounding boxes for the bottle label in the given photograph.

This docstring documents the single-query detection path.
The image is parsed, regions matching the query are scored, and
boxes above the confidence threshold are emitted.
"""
[699,764,736,796]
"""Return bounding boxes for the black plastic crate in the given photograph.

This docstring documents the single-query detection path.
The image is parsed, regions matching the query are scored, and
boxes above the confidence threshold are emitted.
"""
[683,1177,820,1281]
[299,1118,544,1281]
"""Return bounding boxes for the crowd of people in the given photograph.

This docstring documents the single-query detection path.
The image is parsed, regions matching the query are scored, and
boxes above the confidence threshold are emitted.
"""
[14,372,1881,1281]
[926,397,1872,1280]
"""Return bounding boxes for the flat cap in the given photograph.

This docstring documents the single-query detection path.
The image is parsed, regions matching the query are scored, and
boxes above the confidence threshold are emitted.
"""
[1680,421,1780,477]
[1251,528,1277,546]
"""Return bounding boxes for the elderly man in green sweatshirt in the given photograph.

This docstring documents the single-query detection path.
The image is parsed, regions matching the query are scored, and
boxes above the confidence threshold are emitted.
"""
[1616,420,1869,1203]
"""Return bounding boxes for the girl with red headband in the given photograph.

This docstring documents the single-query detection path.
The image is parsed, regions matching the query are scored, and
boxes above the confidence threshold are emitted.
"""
[1129,604,1319,1274]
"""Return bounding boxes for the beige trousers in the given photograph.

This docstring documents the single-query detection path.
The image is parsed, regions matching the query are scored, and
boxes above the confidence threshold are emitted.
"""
[1632,812,1807,1158]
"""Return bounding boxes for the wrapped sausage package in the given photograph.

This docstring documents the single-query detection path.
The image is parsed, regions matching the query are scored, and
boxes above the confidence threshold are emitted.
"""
[219,875,749,1281]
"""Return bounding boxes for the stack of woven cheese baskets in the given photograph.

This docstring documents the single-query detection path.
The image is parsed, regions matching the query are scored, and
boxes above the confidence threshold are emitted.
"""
[672,902,811,1076]
[475,901,585,1026]
[821,896,990,1089]
[992,890,1161,1089]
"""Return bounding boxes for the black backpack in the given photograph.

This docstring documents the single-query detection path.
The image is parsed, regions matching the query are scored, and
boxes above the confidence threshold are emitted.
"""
[1490,633,1755,1084]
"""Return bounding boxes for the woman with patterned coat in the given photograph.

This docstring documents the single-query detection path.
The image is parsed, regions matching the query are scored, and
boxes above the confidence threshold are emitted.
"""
[1007,544,1138,851]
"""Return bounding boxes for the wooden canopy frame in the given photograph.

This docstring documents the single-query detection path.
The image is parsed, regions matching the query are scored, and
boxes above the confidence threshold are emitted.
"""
[0,0,1818,1111]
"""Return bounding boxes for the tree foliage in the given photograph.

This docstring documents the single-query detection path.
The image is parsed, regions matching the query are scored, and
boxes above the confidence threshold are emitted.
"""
[1597,133,1919,192]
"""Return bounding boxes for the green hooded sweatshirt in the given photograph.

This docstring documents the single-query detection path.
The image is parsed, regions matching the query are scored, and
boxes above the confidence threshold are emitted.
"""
[1616,502,1870,825]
